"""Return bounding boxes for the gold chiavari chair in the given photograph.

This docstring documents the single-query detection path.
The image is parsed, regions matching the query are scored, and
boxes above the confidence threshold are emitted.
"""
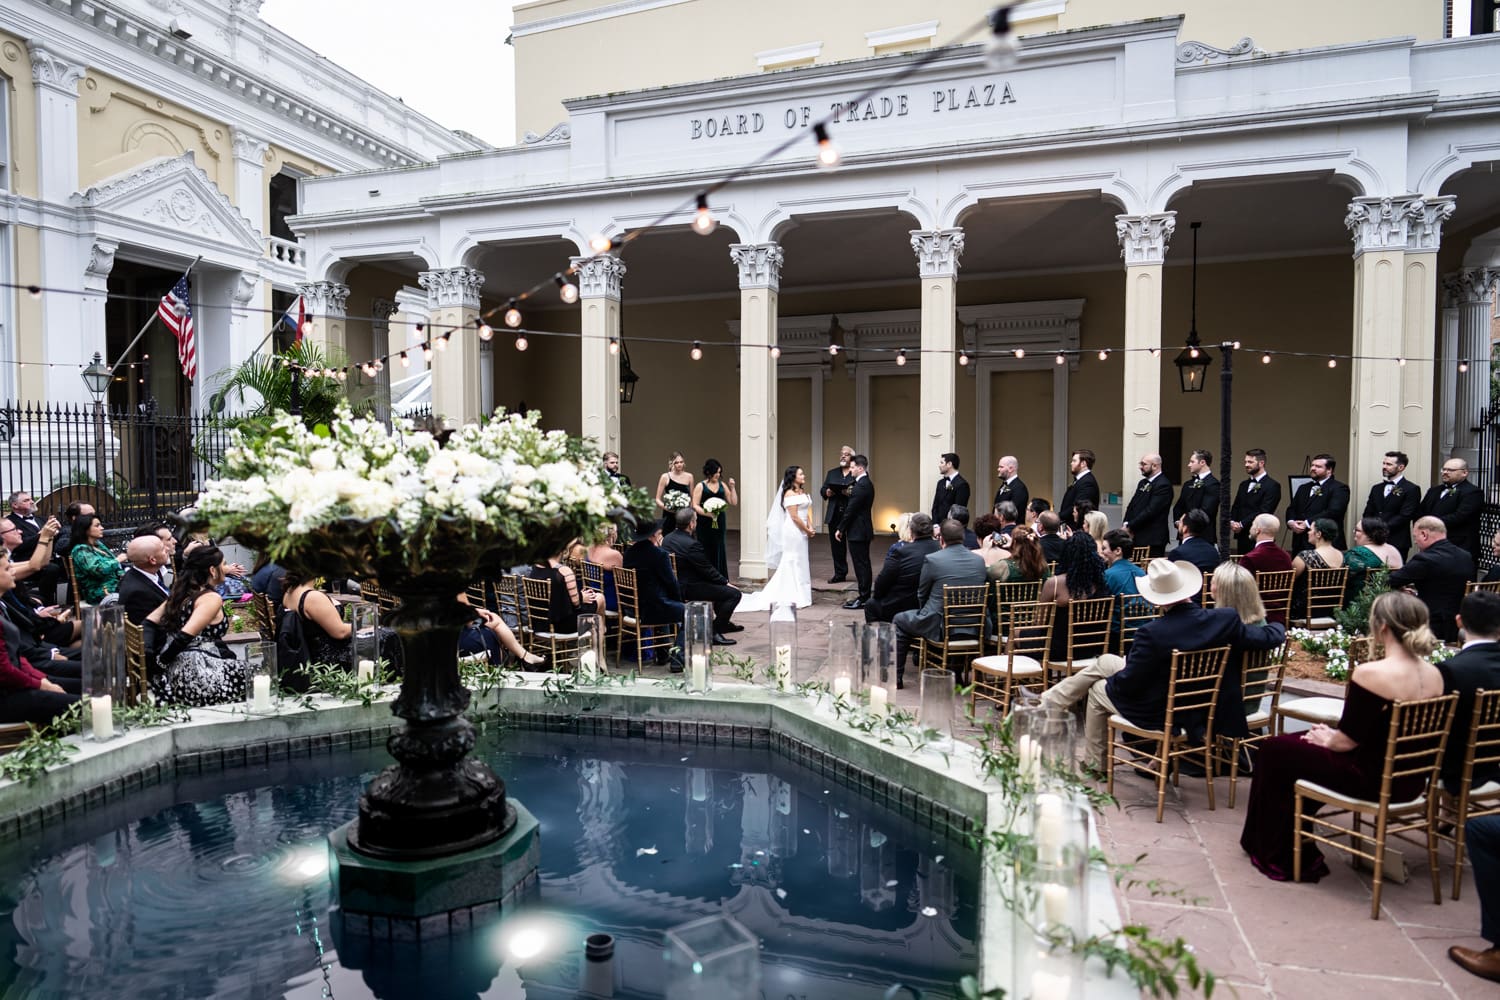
[1436,688,1500,900]
[971,601,1054,715]
[1218,643,1288,808]
[1465,580,1500,596]
[124,619,148,706]
[1255,569,1295,626]
[613,566,679,668]
[1294,565,1348,629]
[916,584,989,684]
[1116,593,1161,656]
[987,579,1043,655]
[581,560,621,655]
[1042,595,1113,686]
[519,576,584,669]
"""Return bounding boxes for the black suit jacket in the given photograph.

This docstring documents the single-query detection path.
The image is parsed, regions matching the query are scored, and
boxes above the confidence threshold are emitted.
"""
[1039,533,1066,565]
[1389,539,1474,642]
[931,474,970,524]
[118,567,170,625]
[1287,477,1350,549]
[1170,536,1221,578]
[622,539,682,625]
[1173,475,1221,541]
[821,466,853,527]
[1058,472,1099,530]
[1419,481,1484,562]
[1363,479,1421,554]
[838,476,874,542]
[661,531,727,588]
[1229,475,1281,547]
[1438,641,1500,792]
[1123,476,1174,548]
[871,537,939,615]
[993,477,1029,517]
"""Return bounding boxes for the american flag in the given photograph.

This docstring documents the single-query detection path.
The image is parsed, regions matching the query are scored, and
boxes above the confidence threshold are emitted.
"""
[157,276,196,380]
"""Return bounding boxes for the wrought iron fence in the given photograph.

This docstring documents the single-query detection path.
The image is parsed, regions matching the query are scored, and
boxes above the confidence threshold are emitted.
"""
[0,400,245,530]
[1476,405,1500,577]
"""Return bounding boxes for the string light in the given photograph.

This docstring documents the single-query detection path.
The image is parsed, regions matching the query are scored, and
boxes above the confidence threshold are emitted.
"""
[958,351,970,366]
[1098,349,1109,361]
[476,319,495,341]
[985,5,1020,71]
[1460,359,1469,373]
[555,274,579,304]
[769,345,781,359]
[415,322,425,335]
[514,332,529,352]
[1149,347,1160,358]
[422,343,434,361]
[691,194,718,236]
[895,348,907,366]
[813,123,842,171]
[588,234,615,254]
[1055,352,1065,365]
[1261,353,1271,364]
[1327,357,1337,368]
[503,301,523,328]
[399,351,410,368]
[690,341,703,361]
[608,337,620,355]
[829,344,840,356]
[1398,357,1407,367]
[1188,346,1200,359]
[337,369,348,382]
[1232,340,1242,350]
[1013,348,1025,359]
[434,334,449,352]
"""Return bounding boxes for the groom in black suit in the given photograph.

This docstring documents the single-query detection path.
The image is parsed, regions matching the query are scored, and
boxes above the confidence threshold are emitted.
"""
[837,455,875,609]
[930,453,970,524]
[821,445,855,583]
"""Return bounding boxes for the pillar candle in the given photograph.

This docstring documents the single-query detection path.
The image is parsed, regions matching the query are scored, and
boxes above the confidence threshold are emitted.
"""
[357,659,374,684]
[869,684,888,718]
[1042,883,1070,926]
[1035,793,1063,865]
[690,653,708,691]
[832,676,852,699]
[90,695,113,741]
[579,650,598,683]
[251,674,272,712]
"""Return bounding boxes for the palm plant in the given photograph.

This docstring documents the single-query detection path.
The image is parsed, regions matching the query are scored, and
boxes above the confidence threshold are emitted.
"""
[207,341,363,428]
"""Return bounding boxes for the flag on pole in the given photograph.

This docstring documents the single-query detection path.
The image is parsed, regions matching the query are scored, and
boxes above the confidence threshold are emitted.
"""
[281,295,306,342]
[157,275,197,380]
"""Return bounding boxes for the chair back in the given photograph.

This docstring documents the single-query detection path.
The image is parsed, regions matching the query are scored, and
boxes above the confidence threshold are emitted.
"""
[562,556,585,580]
[1007,601,1055,664]
[64,556,84,614]
[667,552,679,579]
[1131,546,1152,571]
[1377,693,1458,798]
[248,592,277,644]
[0,723,31,752]
[520,576,556,634]
[1063,596,1114,665]
[1162,645,1232,736]
[124,619,147,706]
[1466,580,1500,595]
[939,584,989,641]
[614,566,641,621]
[992,579,1042,640]
[1255,570,1295,622]
[1302,566,1348,623]
[466,580,490,610]
[1239,643,1288,720]
[1117,593,1160,655]
[1460,689,1500,797]
[493,574,521,619]
[581,560,606,594]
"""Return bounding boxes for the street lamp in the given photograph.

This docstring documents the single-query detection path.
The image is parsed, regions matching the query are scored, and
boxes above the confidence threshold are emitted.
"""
[80,352,111,492]
[1174,222,1212,393]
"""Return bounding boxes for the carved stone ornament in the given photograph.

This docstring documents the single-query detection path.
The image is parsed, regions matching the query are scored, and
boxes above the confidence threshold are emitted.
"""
[26,43,86,92]
[1115,213,1176,266]
[298,280,351,316]
[570,256,627,299]
[1455,267,1500,305]
[75,153,260,253]
[1345,195,1456,255]
[522,123,572,145]
[729,244,784,291]
[418,267,485,310]
[1442,273,1466,310]
[1176,38,1261,63]
[85,241,118,280]
[232,272,259,306]
[231,129,270,163]
[371,298,399,327]
[910,229,965,279]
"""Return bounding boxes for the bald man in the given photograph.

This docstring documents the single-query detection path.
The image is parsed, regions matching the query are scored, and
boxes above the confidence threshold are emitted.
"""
[1123,453,1174,556]
[117,535,171,625]
[992,455,1029,517]
[1390,516,1475,643]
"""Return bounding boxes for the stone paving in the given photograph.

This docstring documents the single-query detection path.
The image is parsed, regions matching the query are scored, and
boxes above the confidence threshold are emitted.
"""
[708,530,1495,1000]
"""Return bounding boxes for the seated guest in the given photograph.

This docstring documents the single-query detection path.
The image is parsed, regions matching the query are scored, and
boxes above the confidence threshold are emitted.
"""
[586,524,625,611]
[456,592,544,667]
[866,513,937,625]
[974,513,1007,569]
[1102,528,1146,600]
[1171,510,1221,582]
[147,545,250,707]
[622,524,686,664]
[118,535,172,625]
[529,544,604,635]
[1200,562,1270,744]
[151,523,179,587]
[0,520,80,647]
[1083,510,1110,558]
[1484,529,1500,584]
[281,570,356,669]
[67,513,125,604]
[1345,517,1403,603]
[1448,814,1500,984]
[661,510,742,645]
[1041,558,1284,769]
[1291,516,1345,618]
[1040,531,1109,662]
[948,505,981,550]
[887,513,917,556]
[1,514,62,603]
[1025,498,1051,530]
[994,501,1020,544]
[989,525,1051,585]
[1437,590,1500,794]
[893,519,986,687]
[1036,511,1068,565]
[1390,516,1474,643]
[1239,514,1294,624]
[248,554,286,611]
[0,591,76,728]
[1240,591,1441,881]
[0,552,80,691]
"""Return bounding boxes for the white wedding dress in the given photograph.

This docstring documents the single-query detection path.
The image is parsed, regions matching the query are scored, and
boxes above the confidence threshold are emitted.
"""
[736,491,813,612]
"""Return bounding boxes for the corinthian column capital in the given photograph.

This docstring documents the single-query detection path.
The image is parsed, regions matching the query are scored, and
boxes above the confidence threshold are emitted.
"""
[27,43,86,94]
[1345,195,1457,256]
[1115,213,1176,266]
[418,267,485,310]
[909,229,965,279]
[570,256,627,300]
[298,280,350,316]
[1455,267,1500,305]
[729,243,784,291]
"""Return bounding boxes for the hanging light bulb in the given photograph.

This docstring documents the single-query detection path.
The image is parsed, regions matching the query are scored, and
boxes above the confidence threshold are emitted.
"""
[895,348,907,366]
[337,369,348,382]
[476,319,495,341]
[415,322,425,335]
[514,333,529,352]
[589,234,614,254]
[608,337,620,355]
[399,351,410,368]
[812,123,841,171]
[1232,340,1242,350]
[1189,346,1200,359]
[1098,349,1109,361]
[958,351,970,367]
[373,359,383,372]
[361,363,376,378]
[422,343,434,361]
[691,194,718,236]
[829,343,840,356]
[1013,347,1025,359]
[769,345,781,360]
[1327,357,1337,368]
[1460,359,1470,373]
[985,6,1020,71]
[1055,352,1066,365]
[1398,356,1407,367]
[555,274,579,303]
[503,301,522,328]
[26,285,42,300]
[690,341,703,361]
[1261,353,1271,365]
[435,334,450,352]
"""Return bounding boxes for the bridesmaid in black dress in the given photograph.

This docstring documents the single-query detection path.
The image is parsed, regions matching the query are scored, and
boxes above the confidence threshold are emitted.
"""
[1240,591,1446,882]
[655,451,694,533]
[692,458,738,578]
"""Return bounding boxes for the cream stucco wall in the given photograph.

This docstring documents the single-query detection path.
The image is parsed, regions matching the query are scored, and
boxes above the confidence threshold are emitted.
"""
[1,31,40,200]
[510,0,1441,138]
[78,70,231,192]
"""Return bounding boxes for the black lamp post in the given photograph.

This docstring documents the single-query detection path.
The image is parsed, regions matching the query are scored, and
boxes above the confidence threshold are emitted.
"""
[80,352,111,491]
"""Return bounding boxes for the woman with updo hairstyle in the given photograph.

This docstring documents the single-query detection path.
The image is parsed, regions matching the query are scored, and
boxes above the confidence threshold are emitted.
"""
[1201,562,1269,742]
[1344,516,1404,607]
[654,451,694,532]
[1082,510,1110,558]
[146,544,250,707]
[1240,590,1445,882]
[691,457,737,578]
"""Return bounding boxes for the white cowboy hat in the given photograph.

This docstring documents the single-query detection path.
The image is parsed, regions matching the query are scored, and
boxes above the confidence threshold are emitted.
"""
[1137,557,1202,606]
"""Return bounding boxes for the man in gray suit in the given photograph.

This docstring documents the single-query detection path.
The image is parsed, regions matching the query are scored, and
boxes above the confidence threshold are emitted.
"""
[892,519,987,688]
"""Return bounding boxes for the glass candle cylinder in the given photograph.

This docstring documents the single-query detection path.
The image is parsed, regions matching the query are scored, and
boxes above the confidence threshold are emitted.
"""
[245,639,278,713]
[919,667,957,751]
[683,601,714,695]
[1015,707,1079,791]
[347,601,379,672]
[82,603,125,741]
[575,613,605,684]
[1012,795,1090,999]
[827,620,859,702]
[663,914,761,1000]
[862,622,896,719]
[767,602,798,694]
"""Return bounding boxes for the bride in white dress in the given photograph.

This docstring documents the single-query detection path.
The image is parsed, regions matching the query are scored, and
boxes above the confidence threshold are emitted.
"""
[736,466,814,612]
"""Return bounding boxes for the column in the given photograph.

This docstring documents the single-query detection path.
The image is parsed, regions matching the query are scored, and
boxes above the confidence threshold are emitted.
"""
[29,43,89,404]
[572,256,626,455]
[81,239,116,371]
[1115,213,1175,491]
[226,271,262,404]
[230,129,269,238]
[910,229,964,495]
[418,266,485,424]
[731,243,783,582]
[393,285,430,374]
[370,298,398,420]
[296,279,350,356]
[1398,197,1454,484]
[1453,267,1500,472]
[1438,275,1463,463]
[1344,196,1412,510]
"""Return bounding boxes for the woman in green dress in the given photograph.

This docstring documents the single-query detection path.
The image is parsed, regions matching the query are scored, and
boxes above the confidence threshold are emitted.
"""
[67,513,125,604]
[1343,516,1404,604]
[692,458,737,578]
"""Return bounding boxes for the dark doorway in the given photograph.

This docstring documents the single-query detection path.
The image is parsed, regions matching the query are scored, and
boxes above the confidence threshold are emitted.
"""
[106,259,189,416]
[1160,426,1183,485]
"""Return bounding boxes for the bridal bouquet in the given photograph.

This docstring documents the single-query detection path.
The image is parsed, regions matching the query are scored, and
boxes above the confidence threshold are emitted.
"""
[196,405,644,579]
[661,490,692,512]
[703,496,727,527]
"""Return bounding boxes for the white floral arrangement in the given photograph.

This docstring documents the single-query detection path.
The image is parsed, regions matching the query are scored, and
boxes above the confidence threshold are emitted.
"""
[661,490,692,512]
[702,496,728,526]
[196,405,639,574]
[1287,624,1454,683]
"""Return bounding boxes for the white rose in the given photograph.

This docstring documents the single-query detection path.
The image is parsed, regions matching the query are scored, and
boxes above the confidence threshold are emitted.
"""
[309,448,337,472]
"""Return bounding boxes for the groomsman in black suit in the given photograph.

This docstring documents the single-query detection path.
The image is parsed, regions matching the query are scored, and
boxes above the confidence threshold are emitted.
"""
[992,455,1029,515]
[1172,449,1220,543]
[821,445,855,583]
[1362,450,1421,556]
[837,455,875,609]
[1419,457,1485,568]
[930,453,970,524]
[1058,448,1099,530]
[1229,449,1281,554]
[1286,454,1349,553]
[1123,453,1174,556]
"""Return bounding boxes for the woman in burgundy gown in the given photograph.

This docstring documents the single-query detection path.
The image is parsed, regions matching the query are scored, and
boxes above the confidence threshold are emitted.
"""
[1240,591,1446,881]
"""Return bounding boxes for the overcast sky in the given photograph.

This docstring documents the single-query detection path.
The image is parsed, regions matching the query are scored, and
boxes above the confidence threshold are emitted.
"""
[258,1,517,146]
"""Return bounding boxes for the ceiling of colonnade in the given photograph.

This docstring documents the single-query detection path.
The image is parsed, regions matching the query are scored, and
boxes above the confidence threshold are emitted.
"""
[1160,174,1359,264]
[1440,161,1500,249]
